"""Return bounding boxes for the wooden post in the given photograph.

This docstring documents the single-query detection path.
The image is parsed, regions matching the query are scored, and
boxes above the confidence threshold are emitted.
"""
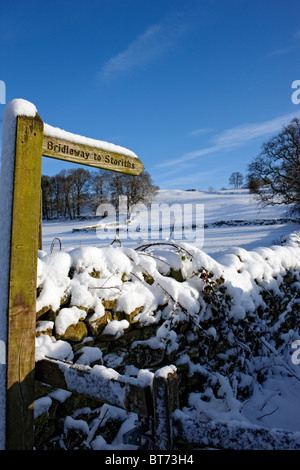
[153,367,179,450]
[5,114,44,450]
[39,188,43,250]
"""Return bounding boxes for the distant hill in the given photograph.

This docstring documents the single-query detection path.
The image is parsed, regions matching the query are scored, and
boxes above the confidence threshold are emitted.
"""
[42,189,300,259]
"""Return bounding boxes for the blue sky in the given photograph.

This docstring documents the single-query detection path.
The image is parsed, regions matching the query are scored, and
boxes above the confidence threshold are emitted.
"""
[1,0,300,190]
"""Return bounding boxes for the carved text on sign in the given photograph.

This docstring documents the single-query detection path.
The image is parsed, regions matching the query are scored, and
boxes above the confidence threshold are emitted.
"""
[43,135,144,175]
[46,140,136,169]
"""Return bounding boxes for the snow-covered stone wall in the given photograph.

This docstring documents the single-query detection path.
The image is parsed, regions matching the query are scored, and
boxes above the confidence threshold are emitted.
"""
[35,235,300,449]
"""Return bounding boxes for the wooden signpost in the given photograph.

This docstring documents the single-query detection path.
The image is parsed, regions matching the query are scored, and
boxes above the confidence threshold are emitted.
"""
[1,102,144,450]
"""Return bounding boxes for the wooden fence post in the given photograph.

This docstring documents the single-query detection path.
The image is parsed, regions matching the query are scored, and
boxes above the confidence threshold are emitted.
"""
[39,188,43,251]
[5,114,44,449]
[153,367,179,450]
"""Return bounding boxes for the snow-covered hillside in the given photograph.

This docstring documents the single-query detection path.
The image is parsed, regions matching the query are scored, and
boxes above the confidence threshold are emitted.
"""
[42,189,300,261]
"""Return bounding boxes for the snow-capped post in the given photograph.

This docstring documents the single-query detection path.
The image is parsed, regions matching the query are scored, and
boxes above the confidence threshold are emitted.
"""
[0,104,44,450]
[153,366,179,450]
[0,99,144,450]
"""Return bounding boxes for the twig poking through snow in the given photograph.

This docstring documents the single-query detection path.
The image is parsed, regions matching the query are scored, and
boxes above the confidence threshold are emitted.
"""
[50,237,62,253]
[257,406,279,420]
[135,241,194,259]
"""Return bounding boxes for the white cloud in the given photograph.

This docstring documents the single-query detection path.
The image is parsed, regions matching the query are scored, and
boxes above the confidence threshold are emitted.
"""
[99,13,188,80]
[269,29,300,57]
[188,127,214,137]
[214,112,300,148]
[155,111,300,169]
[154,144,222,169]
[269,45,295,57]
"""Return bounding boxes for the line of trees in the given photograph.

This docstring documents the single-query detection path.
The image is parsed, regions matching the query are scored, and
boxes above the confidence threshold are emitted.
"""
[41,168,159,220]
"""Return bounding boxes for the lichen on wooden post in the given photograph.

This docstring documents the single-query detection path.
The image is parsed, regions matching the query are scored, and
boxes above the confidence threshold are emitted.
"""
[5,113,44,450]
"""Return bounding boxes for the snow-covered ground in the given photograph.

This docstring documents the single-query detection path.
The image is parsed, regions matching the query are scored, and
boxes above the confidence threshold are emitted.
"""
[42,188,299,262]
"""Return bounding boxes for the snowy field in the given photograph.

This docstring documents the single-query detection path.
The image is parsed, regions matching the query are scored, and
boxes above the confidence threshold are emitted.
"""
[42,188,300,262]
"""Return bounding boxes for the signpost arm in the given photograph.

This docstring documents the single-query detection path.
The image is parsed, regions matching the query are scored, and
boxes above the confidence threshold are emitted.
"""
[5,114,43,449]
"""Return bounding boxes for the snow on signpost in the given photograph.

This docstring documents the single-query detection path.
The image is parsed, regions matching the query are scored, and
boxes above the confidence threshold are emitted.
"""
[43,123,144,175]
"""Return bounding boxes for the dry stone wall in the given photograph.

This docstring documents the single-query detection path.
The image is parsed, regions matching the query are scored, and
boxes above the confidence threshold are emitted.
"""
[34,235,300,449]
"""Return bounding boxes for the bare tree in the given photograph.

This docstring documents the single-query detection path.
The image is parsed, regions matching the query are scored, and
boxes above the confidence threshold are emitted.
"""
[59,169,74,219]
[122,171,159,215]
[107,172,126,211]
[246,175,263,194]
[41,175,54,219]
[70,168,91,217]
[247,118,300,213]
[91,170,109,208]
[229,171,244,188]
